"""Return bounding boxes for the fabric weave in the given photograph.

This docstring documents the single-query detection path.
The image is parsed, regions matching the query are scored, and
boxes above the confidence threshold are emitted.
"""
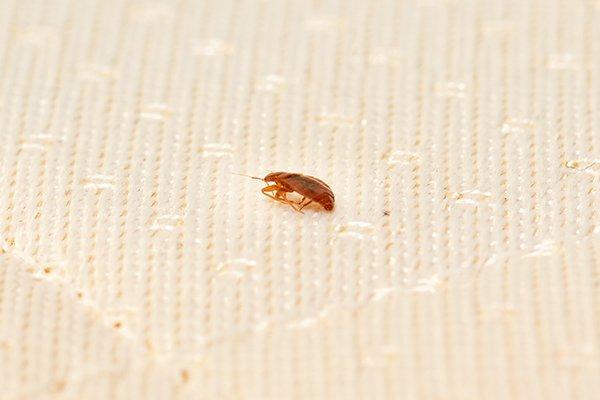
[1,0,599,398]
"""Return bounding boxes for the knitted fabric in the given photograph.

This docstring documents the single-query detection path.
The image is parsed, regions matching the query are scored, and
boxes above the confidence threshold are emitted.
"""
[1,0,599,398]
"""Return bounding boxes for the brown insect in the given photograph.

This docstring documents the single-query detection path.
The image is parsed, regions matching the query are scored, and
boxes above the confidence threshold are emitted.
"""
[234,171,335,212]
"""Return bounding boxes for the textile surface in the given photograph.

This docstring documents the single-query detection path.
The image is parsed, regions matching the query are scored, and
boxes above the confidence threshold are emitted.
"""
[1,0,599,398]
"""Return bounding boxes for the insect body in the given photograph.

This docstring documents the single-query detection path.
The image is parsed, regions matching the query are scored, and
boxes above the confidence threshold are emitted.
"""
[235,171,335,212]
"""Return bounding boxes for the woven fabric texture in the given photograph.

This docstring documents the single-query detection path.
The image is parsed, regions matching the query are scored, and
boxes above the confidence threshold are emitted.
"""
[1,0,600,399]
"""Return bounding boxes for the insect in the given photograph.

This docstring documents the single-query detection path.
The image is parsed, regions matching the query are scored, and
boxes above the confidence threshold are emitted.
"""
[234,171,335,212]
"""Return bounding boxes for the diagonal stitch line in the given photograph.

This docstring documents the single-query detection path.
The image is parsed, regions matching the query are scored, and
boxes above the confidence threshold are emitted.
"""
[0,240,147,351]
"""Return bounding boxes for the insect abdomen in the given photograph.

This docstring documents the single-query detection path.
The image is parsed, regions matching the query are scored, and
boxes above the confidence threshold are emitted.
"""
[314,192,335,210]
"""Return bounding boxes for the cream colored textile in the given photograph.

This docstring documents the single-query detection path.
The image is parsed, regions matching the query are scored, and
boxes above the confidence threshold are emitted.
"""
[1,0,600,399]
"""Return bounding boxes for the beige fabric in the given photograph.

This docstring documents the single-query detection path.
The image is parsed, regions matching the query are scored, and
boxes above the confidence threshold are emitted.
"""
[1,0,600,398]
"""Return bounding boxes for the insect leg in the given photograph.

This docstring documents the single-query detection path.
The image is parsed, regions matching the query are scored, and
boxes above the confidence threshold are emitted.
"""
[261,185,302,212]
[298,199,313,211]
[277,191,304,213]
[261,185,286,203]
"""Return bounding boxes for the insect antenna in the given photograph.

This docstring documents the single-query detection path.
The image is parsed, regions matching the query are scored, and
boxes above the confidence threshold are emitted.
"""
[231,172,264,181]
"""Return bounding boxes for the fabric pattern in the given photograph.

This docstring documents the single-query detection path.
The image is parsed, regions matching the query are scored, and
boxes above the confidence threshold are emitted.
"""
[1,0,599,398]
